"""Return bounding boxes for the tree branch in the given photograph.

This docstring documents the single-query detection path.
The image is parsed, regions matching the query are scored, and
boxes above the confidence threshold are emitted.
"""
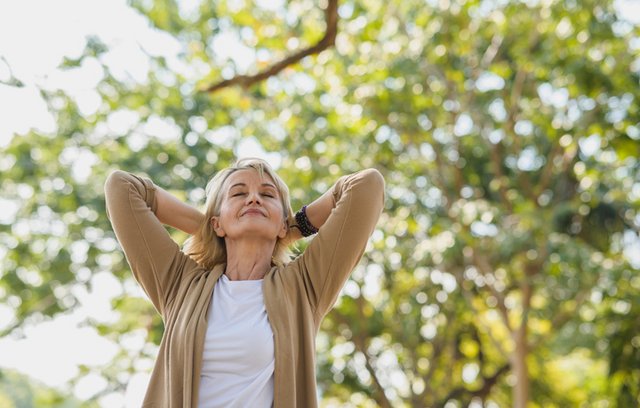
[357,345,393,408]
[473,250,513,333]
[418,332,447,401]
[203,0,339,93]
[433,363,511,407]
[456,274,510,359]
[0,56,25,87]
[480,34,504,70]
[432,146,455,211]
[354,295,393,408]
[331,303,392,408]
[488,139,513,213]
[534,142,563,200]
[531,288,590,350]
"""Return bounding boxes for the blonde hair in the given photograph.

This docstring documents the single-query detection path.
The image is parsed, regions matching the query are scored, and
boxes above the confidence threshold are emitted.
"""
[183,157,295,270]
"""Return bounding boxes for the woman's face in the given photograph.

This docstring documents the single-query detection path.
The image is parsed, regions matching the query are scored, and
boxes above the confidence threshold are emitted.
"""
[211,168,288,242]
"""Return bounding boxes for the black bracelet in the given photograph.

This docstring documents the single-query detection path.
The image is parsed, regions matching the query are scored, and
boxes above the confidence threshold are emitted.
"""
[294,205,319,237]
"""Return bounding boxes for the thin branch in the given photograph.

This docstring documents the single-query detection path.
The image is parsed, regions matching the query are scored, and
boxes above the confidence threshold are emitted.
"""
[518,255,543,334]
[433,363,511,407]
[464,33,508,213]
[489,139,514,213]
[473,250,513,333]
[203,0,339,93]
[0,56,25,87]
[534,142,563,200]
[517,279,532,346]
[358,345,393,408]
[535,104,597,201]
[456,273,509,359]
[495,27,541,204]
[480,35,504,70]
[331,304,392,408]
[0,294,58,337]
[354,295,393,408]
[502,29,541,203]
[445,80,475,197]
[509,68,528,113]
[418,333,447,401]
[432,146,456,211]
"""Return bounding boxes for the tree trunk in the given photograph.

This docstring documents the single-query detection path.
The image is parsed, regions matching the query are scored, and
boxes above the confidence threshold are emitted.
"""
[512,325,529,408]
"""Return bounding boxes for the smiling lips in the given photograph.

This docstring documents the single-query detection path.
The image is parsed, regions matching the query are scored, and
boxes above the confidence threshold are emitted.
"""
[242,208,265,217]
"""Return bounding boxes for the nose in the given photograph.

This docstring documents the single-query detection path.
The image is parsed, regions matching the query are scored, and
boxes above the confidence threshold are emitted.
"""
[245,190,262,205]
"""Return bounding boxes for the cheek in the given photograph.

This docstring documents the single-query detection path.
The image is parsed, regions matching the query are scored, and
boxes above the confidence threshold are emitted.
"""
[221,207,236,224]
[216,201,235,224]
[221,197,240,212]
[273,203,286,221]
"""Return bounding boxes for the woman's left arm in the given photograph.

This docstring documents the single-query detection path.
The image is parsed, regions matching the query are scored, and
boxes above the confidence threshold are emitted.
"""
[292,168,385,321]
[288,183,337,242]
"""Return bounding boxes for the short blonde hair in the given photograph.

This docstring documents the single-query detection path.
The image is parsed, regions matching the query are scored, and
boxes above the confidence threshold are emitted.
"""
[183,157,295,270]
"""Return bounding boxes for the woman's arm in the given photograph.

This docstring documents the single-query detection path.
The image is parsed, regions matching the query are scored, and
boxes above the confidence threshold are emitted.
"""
[292,169,385,320]
[104,170,196,315]
[155,187,205,235]
[289,187,336,241]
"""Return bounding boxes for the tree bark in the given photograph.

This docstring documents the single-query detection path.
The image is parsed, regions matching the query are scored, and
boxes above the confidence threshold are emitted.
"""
[512,317,530,408]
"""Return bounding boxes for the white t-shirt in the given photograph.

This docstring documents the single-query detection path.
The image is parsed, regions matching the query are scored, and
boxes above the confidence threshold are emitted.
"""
[197,273,275,408]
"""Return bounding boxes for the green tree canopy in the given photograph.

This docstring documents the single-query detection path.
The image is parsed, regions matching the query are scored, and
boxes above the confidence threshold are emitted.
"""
[1,0,639,406]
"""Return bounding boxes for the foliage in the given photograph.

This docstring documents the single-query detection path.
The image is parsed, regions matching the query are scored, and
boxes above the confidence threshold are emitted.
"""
[0,369,98,408]
[1,0,639,406]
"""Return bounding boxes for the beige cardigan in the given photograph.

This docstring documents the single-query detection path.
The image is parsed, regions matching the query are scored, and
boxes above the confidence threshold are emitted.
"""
[104,168,384,407]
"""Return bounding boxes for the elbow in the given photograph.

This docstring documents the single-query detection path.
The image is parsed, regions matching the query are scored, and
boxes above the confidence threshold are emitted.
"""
[104,170,128,221]
[347,168,385,209]
[105,170,158,215]
[361,168,385,201]
[104,170,128,191]
[361,168,385,189]
[104,170,135,202]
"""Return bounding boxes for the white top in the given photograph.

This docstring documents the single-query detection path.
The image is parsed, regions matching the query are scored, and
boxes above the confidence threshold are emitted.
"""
[197,274,275,408]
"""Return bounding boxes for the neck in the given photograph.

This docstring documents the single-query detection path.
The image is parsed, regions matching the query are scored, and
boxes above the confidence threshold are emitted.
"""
[224,238,275,280]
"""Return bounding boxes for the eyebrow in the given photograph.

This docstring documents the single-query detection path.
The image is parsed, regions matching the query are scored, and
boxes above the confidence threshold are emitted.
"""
[229,182,277,190]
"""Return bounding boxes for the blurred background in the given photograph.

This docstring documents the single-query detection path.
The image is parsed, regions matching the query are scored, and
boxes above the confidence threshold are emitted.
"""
[1,0,639,406]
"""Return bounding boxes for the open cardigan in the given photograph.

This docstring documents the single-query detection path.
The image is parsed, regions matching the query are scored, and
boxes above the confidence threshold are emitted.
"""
[104,168,384,407]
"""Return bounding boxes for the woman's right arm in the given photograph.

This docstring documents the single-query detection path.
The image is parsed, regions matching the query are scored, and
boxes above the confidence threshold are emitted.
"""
[104,170,196,315]
[154,186,205,235]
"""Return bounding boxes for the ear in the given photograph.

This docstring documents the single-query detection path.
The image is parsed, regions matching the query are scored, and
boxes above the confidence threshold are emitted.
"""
[277,219,288,239]
[211,216,226,238]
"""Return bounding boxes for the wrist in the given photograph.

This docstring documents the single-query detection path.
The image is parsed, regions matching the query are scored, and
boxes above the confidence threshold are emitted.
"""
[294,205,319,237]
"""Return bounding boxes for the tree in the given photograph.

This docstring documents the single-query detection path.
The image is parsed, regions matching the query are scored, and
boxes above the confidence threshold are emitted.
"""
[0,369,98,408]
[1,0,638,406]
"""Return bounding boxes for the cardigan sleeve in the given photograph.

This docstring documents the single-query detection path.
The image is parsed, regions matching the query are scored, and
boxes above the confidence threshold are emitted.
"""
[295,168,385,322]
[104,170,194,316]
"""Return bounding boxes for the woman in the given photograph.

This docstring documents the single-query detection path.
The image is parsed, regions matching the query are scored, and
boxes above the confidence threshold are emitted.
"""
[104,157,384,407]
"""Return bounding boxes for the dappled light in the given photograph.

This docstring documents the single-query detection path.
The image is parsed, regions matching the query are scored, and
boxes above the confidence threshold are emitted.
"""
[1,0,639,406]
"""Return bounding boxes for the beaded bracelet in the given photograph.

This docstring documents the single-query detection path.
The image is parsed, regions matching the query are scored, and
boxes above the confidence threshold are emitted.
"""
[294,205,319,237]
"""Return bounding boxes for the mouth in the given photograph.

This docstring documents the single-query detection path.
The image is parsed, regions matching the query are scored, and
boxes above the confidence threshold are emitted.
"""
[242,209,265,217]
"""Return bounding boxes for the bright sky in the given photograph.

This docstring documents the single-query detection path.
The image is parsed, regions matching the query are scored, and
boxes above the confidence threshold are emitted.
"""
[0,0,639,406]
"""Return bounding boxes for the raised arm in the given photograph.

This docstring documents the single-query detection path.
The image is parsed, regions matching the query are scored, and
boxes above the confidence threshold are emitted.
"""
[288,183,336,242]
[293,168,385,321]
[104,170,196,315]
[154,186,205,235]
